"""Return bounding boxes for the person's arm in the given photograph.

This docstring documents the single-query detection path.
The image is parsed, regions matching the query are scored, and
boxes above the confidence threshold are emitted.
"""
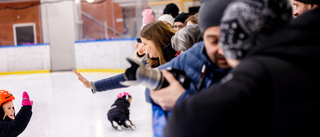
[131,43,146,62]
[131,50,146,62]
[92,73,128,93]
[73,70,127,93]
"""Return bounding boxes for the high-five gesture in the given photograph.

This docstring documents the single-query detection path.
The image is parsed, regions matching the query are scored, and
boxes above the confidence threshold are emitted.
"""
[22,91,33,106]
[73,70,92,89]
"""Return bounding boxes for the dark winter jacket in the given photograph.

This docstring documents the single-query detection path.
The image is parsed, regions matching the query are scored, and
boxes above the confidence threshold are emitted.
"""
[165,8,320,137]
[147,42,230,137]
[107,98,130,121]
[162,42,177,63]
[0,106,32,137]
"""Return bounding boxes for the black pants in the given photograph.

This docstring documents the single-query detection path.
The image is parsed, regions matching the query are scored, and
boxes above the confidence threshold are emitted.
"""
[107,109,129,127]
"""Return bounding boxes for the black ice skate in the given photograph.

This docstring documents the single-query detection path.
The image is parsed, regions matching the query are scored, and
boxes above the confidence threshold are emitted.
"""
[124,120,136,130]
[111,121,123,131]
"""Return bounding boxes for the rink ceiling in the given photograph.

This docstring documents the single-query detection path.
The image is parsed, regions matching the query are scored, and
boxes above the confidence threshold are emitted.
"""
[0,72,153,137]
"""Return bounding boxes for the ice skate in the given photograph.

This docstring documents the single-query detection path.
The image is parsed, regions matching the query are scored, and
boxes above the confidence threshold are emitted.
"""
[111,121,122,131]
[125,120,136,130]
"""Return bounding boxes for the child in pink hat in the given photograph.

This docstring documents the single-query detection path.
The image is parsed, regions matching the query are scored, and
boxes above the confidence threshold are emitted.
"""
[107,92,135,131]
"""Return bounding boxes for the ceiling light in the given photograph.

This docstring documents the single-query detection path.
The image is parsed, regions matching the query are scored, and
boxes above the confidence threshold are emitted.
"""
[86,0,94,3]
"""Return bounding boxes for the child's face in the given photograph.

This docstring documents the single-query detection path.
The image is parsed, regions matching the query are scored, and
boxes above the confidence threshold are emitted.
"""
[2,101,15,120]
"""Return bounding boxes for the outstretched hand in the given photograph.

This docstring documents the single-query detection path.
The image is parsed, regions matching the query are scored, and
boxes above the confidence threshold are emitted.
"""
[150,70,186,111]
[73,69,92,89]
[22,91,33,106]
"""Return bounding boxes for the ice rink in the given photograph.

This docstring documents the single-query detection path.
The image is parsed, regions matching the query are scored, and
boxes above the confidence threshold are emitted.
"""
[0,71,153,137]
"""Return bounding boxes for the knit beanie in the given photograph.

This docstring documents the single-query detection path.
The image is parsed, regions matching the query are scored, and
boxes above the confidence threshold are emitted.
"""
[142,8,155,25]
[220,0,292,59]
[198,0,233,34]
[158,14,174,26]
[171,24,201,52]
[295,0,320,4]
[174,12,190,23]
[163,3,179,18]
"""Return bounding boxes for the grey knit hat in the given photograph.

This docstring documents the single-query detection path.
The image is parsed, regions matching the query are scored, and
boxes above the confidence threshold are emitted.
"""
[198,0,233,34]
[220,0,292,59]
[295,0,320,4]
[171,24,201,52]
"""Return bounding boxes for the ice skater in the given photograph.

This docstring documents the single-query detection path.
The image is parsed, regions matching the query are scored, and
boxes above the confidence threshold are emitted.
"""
[107,92,135,131]
[0,90,33,136]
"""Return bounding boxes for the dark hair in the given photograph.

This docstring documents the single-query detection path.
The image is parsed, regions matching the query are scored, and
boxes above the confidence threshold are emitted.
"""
[163,3,179,18]
[0,106,4,120]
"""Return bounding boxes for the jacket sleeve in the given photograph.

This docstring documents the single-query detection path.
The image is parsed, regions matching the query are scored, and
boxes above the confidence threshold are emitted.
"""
[0,106,32,137]
[94,73,128,92]
[131,50,146,62]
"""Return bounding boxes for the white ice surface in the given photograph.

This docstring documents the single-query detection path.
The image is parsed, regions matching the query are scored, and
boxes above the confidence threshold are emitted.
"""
[0,72,153,137]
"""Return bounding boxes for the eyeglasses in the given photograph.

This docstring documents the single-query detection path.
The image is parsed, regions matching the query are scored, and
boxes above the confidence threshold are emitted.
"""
[173,25,185,29]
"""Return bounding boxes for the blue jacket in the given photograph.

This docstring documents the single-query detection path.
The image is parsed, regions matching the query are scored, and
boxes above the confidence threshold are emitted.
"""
[147,42,230,137]
[93,74,127,92]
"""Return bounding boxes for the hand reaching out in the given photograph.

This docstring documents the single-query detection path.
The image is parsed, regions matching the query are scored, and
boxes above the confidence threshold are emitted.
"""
[150,70,186,111]
[73,70,92,89]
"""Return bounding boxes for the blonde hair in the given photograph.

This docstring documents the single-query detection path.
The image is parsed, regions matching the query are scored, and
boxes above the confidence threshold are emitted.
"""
[184,13,198,25]
[140,21,176,67]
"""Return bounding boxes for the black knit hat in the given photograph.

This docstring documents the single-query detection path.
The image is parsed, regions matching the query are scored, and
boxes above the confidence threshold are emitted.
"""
[220,0,292,59]
[295,0,320,4]
[163,3,179,18]
[198,0,233,33]
[174,12,190,23]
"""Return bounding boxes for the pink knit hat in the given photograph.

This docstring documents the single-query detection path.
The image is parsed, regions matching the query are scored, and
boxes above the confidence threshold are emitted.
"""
[142,8,155,25]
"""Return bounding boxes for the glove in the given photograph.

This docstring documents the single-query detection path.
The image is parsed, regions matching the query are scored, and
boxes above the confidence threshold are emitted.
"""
[120,58,163,90]
[22,91,33,106]
[121,58,191,90]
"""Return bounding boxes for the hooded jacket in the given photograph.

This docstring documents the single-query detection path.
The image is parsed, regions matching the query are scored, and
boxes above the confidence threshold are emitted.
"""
[107,98,130,121]
[165,8,320,137]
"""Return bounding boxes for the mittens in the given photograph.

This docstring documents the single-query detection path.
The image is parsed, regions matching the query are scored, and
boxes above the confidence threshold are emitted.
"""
[21,91,33,106]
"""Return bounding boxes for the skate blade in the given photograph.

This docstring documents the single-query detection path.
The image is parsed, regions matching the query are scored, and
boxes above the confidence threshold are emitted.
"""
[125,120,136,130]
[112,121,123,131]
